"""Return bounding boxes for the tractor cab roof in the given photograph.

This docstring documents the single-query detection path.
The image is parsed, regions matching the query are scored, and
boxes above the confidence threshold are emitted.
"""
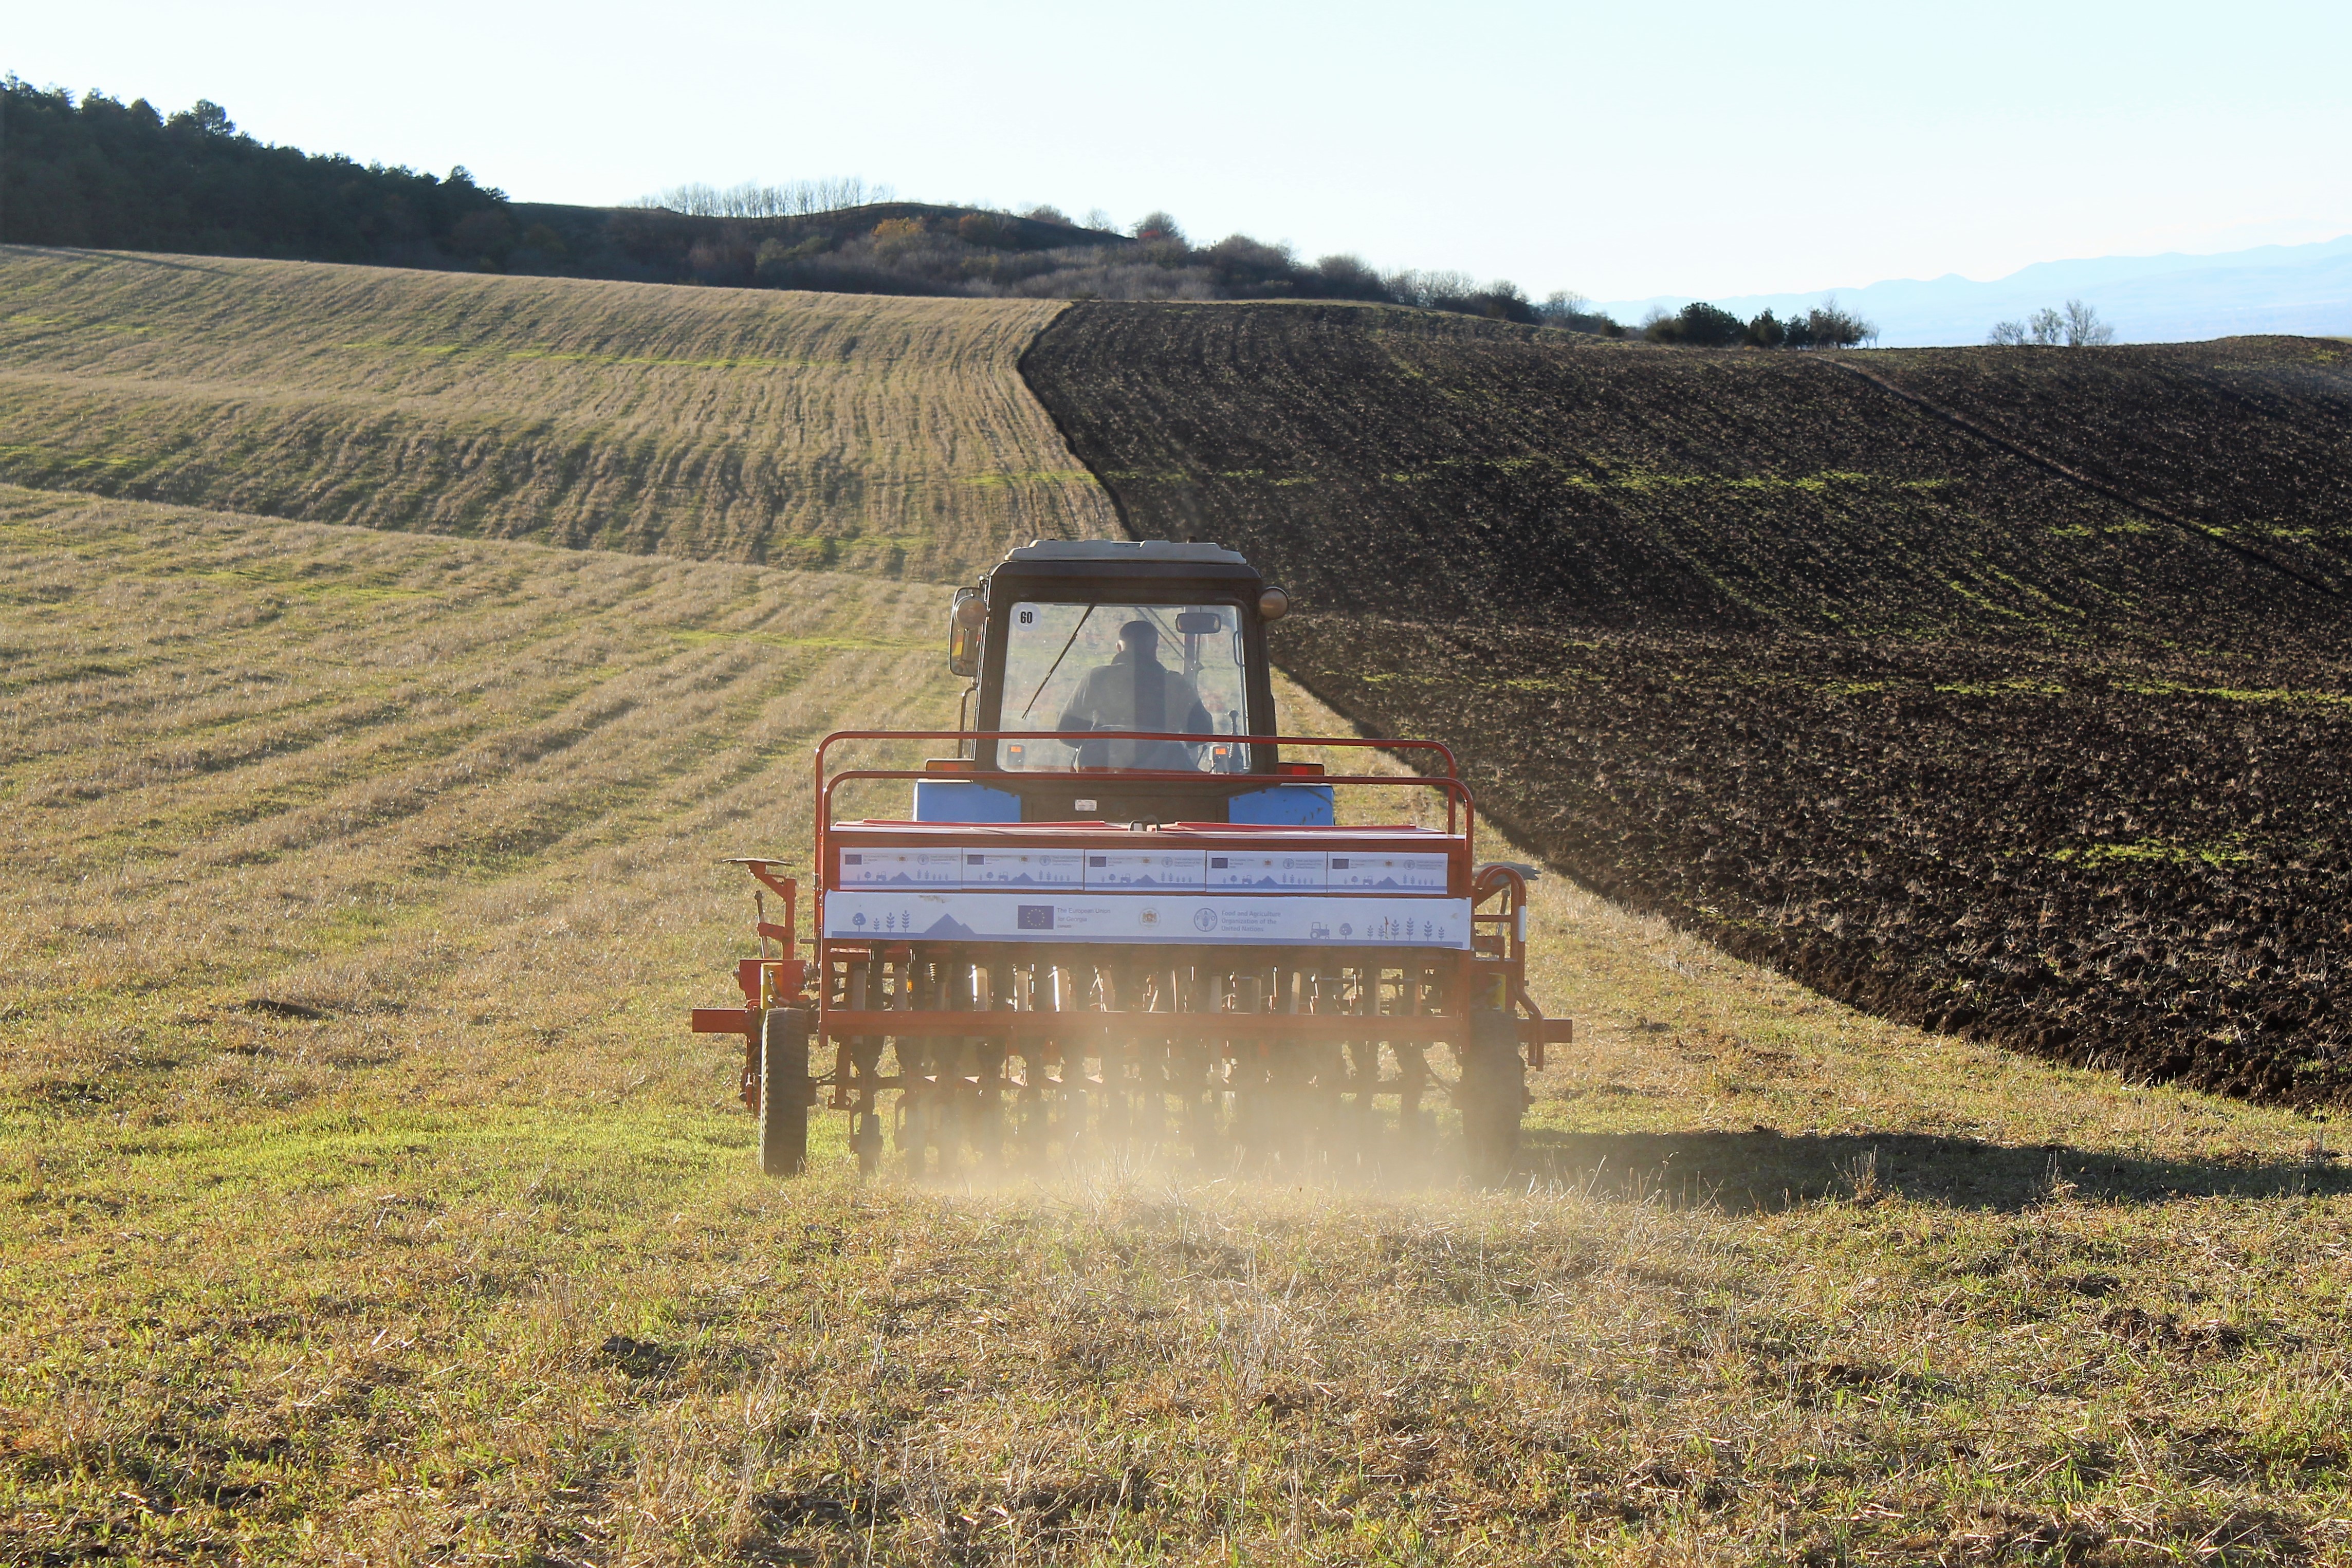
[990,539,1260,588]
[1001,539,1248,566]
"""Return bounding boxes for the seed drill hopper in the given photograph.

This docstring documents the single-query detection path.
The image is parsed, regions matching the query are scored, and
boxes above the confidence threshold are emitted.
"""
[690,540,1569,1179]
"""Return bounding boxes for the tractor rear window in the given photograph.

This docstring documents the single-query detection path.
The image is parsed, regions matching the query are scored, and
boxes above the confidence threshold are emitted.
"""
[997,601,1248,771]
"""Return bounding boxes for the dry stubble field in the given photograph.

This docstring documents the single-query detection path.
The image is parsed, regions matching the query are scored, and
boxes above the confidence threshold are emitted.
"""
[0,248,1115,579]
[7,484,2352,1564]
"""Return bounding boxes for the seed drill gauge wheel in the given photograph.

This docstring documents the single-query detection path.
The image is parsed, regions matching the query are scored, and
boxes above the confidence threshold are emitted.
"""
[759,1008,812,1178]
[689,540,1571,1182]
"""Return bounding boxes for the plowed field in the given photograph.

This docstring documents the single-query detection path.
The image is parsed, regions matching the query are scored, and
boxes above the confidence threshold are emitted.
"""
[1023,303,2352,1100]
[1845,340,2352,594]
[0,247,1116,580]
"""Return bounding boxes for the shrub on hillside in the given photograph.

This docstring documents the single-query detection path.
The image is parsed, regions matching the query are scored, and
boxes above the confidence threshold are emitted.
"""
[871,217,929,259]
[1537,291,1625,336]
[1784,299,1876,349]
[1388,270,1541,324]
[1314,253,1389,298]
[957,211,1019,248]
[1634,299,1877,349]
[1131,211,1187,245]
[1645,301,1747,346]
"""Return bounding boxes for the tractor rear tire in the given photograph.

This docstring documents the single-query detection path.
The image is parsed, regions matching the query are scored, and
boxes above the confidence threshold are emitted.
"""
[1460,1011,1526,1186]
[760,1008,811,1177]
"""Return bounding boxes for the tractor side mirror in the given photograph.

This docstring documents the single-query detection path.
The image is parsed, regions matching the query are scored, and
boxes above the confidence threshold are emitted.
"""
[948,587,984,677]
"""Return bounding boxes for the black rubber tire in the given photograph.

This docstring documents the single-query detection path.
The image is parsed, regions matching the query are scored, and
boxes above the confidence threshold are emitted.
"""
[760,1008,812,1177]
[1460,1011,1526,1186]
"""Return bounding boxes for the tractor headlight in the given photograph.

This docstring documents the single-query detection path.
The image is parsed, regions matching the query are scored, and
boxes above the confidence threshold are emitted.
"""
[1258,586,1291,621]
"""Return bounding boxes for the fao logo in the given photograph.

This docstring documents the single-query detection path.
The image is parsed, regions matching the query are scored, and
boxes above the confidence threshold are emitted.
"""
[1192,907,1219,933]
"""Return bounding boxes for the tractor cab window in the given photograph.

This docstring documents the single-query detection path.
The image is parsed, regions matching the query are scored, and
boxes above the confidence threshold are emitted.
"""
[997,601,1250,772]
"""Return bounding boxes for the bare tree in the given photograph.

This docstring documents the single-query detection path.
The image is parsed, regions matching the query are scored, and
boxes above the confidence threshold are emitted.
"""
[632,178,892,218]
[1387,268,1478,309]
[1992,300,2115,347]
[2063,298,2115,346]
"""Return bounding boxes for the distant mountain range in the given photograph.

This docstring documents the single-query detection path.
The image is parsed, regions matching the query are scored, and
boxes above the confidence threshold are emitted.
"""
[1594,235,2352,346]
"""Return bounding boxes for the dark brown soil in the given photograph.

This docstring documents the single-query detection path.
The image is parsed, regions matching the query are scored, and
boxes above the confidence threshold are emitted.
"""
[1021,303,2352,1102]
[1845,340,2352,594]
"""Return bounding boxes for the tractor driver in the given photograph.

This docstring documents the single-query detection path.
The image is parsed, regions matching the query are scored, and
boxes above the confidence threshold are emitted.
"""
[1056,619,1212,769]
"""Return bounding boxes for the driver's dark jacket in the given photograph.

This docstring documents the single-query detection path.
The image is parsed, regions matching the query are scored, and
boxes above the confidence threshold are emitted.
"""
[1056,649,1212,768]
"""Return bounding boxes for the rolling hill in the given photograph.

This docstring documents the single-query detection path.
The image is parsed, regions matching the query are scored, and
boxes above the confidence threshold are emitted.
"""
[1021,303,2352,632]
[0,247,1115,580]
[1021,303,2352,1100]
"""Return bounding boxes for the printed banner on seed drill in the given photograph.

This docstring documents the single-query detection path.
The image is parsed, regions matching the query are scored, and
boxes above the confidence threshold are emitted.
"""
[821,892,1473,948]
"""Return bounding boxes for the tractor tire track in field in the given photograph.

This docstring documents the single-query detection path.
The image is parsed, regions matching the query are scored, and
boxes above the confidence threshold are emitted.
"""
[1022,301,2352,1103]
[1850,335,2352,592]
[1830,357,2347,598]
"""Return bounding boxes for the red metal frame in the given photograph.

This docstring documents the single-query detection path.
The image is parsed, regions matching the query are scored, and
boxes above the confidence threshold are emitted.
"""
[691,729,1569,1091]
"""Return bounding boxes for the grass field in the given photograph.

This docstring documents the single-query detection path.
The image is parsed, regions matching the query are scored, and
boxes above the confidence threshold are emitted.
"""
[0,248,1116,581]
[8,485,2352,1564]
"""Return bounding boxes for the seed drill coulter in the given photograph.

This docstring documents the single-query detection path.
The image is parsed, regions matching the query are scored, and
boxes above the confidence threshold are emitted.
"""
[691,541,1569,1178]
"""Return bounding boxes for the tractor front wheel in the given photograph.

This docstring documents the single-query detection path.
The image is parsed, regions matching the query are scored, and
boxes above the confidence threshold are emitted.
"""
[760,1008,812,1177]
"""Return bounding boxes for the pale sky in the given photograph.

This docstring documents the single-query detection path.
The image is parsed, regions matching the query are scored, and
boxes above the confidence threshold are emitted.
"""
[12,0,2351,302]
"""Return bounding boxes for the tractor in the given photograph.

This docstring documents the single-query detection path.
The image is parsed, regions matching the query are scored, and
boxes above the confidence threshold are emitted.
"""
[690,539,1568,1180]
